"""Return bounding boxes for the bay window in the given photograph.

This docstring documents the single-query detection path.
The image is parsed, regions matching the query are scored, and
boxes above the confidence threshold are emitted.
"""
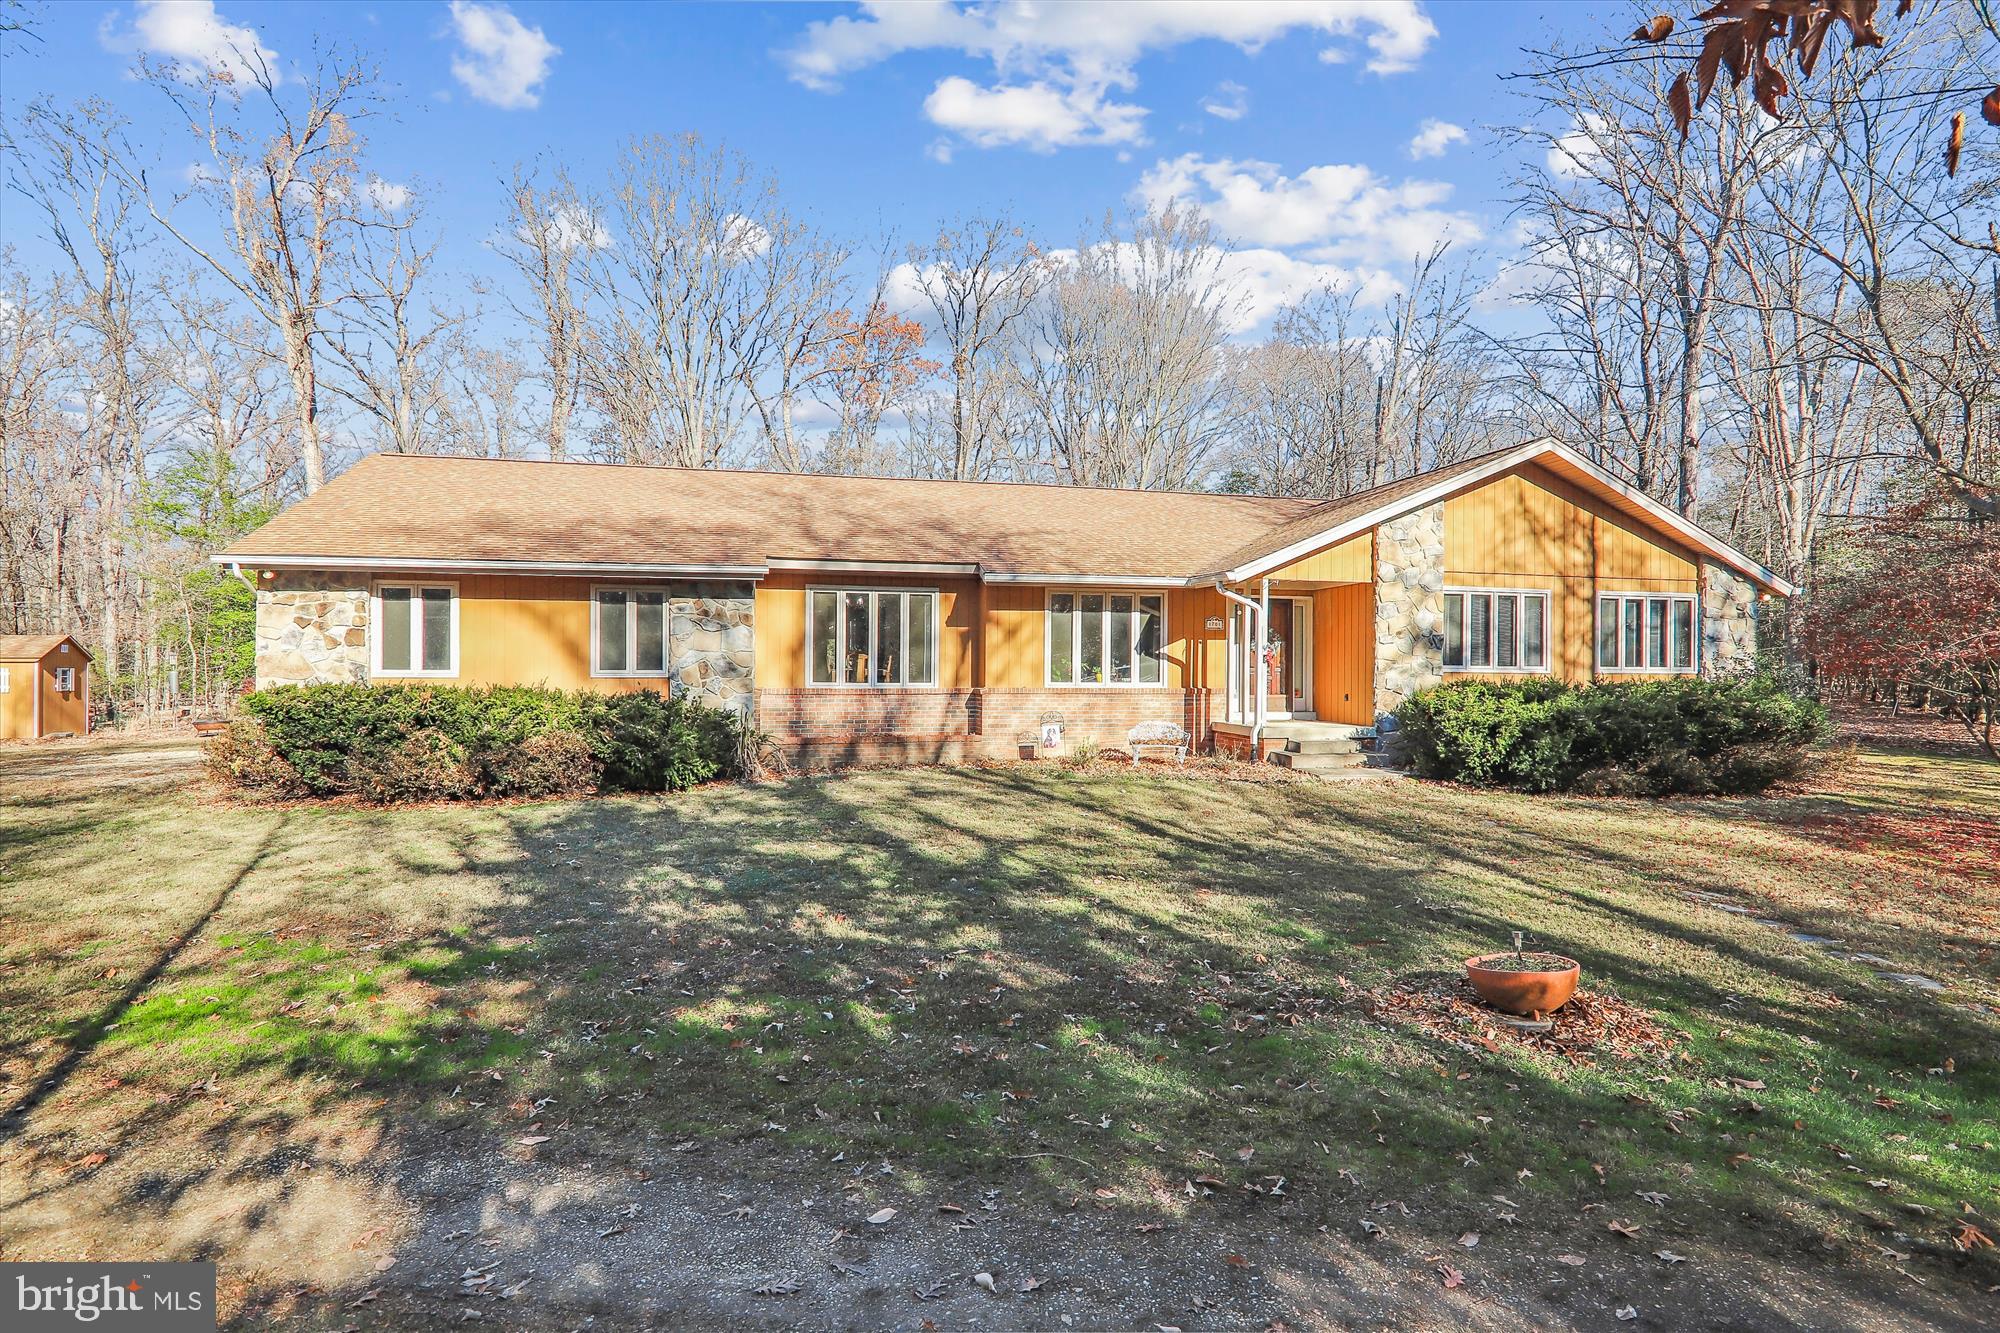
[1442,588,1548,672]
[593,587,668,676]
[808,588,937,686]
[1047,591,1165,686]
[374,583,457,677]
[1597,593,1697,673]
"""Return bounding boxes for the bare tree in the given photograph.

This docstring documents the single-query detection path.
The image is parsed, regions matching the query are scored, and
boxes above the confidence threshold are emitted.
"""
[1016,208,1240,490]
[321,183,466,454]
[495,163,594,460]
[909,214,1054,480]
[106,50,385,494]
[443,338,533,459]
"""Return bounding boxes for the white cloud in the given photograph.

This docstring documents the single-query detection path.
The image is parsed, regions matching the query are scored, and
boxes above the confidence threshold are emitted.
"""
[366,178,412,212]
[1132,153,1481,264]
[724,214,773,260]
[1406,117,1466,160]
[447,0,558,110]
[1201,80,1248,121]
[1213,248,1400,334]
[782,2,1435,154]
[102,0,279,86]
[923,76,1145,151]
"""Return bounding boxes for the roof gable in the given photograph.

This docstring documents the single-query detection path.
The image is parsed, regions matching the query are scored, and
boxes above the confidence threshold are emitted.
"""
[1212,440,1795,595]
[0,634,91,661]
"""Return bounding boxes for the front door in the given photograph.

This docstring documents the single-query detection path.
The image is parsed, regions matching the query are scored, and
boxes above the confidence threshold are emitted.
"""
[1264,599,1312,715]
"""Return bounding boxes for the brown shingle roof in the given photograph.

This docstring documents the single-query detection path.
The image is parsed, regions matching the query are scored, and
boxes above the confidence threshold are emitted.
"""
[219,454,1325,578]
[0,634,88,660]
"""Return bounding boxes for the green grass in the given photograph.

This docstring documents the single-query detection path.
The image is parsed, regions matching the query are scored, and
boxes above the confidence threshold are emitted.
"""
[2,740,1996,1262]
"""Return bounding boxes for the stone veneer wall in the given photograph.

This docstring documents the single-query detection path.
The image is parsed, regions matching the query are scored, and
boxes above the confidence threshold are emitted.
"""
[255,572,371,688]
[668,583,754,717]
[1698,561,1760,677]
[1373,503,1445,726]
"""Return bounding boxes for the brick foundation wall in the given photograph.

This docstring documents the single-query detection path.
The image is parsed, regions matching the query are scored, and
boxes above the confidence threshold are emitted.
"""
[755,686,1215,767]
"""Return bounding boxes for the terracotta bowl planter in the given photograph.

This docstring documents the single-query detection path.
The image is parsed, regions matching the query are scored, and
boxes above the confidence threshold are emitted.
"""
[1465,953,1581,1016]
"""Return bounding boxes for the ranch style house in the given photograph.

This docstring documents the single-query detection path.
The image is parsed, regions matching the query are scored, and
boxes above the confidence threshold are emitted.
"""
[215,437,1794,767]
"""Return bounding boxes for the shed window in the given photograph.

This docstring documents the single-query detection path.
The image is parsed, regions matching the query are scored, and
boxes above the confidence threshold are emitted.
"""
[1597,594,1697,672]
[375,583,458,677]
[1047,591,1167,686]
[593,588,669,676]
[54,667,75,692]
[807,588,937,687]
[1442,589,1548,672]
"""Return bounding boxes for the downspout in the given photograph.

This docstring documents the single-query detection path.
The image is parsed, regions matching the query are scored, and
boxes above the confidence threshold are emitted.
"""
[228,561,257,594]
[1214,581,1264,755]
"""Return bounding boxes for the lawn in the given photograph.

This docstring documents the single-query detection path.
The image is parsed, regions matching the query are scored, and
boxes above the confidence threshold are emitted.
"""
[1,738,1995,1329]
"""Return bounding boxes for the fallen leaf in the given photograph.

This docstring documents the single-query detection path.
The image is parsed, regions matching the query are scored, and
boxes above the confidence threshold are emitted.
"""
[751,1278,800,1296]
[1635,1191,1670,1208]
[1616,1307,1638,1322]
[1019,1275,1045,1292]
[1360,1220,1386,1239]
[372,1255,397,1273]
[1437,1263,1465,1289]
[1728,1077,1767,1091]
[1556,1254,1587,1266]
[1224,1253,1250,1268]
[1458,1232,1480,1248]
[1954,1222,1994,1252]
[1656,1250,1689,1264]
[515,1135,551,1146]
[1607,1218,1642,1238]
[867,1207,898,1225]
[972,1272,997,1292]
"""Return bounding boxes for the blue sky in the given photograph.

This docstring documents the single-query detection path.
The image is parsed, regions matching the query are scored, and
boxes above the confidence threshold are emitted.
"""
[2,1,1623,331]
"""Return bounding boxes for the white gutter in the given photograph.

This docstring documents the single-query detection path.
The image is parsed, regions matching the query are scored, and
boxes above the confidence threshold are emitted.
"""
[982,573,1188,587]
[1214,581,1267,756]
[208,554,769,579]
[769,559,977,575]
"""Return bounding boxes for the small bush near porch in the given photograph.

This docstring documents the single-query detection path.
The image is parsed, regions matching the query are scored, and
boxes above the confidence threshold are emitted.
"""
[1395,676,1831,794]
[210,682,744,800]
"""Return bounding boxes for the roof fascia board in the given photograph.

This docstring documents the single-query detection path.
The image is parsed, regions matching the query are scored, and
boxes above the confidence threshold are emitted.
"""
[980,573,1190,587]
[210,555,769,579]
[768,558,978,575]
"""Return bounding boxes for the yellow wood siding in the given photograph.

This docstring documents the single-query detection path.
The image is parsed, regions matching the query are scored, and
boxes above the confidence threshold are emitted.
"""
[754,571,979,689]
[1261,531,1371,585]
[0,660,35,738]
[39,654,88,735]
[1310,583,1374,725]
[1442,464,1699,684]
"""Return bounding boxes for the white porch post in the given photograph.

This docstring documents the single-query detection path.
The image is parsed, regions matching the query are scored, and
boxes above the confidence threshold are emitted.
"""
[1257,578,1271,739]
[1224,598,1238,723]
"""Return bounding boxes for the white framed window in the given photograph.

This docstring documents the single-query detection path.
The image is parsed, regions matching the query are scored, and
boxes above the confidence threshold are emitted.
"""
[592,586,669,677]
[54,666,75,692]
[1443,588,1549,672]
[1046,591,1167,686]
[1597,593,1697,673]
[372,582,458,677]
[807,587,938,687]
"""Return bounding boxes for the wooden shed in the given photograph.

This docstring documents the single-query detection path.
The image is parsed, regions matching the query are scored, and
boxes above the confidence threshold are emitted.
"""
[0,635,92,740]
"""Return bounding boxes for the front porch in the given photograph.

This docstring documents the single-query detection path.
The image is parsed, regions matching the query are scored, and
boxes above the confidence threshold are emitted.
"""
[1212,716,1378,772]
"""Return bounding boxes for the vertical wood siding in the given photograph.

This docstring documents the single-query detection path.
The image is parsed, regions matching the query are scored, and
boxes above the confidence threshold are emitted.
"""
[1442,464,1699,683]
[1310,583,1375,725]
[1260,531,1371,584]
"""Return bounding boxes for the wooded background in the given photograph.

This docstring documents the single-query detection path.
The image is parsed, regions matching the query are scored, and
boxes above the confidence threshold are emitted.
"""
[2,1,1994,730]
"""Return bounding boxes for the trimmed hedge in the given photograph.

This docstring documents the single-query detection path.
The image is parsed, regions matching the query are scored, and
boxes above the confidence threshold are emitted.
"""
[1394,675,1830,795]
[209,683,743,801]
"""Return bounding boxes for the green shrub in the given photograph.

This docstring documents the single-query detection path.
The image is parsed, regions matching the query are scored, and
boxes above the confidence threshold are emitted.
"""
[229,683,742,801]
[1395,675,1829,795]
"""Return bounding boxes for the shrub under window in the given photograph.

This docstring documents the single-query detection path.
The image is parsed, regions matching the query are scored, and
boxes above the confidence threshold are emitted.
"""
[1394,675,1828,795]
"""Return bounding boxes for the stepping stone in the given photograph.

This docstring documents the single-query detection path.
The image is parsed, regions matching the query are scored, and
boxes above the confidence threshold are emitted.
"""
[1786,931,1842,947]
[1876,972,1945,992]
[1843,952,1894,966]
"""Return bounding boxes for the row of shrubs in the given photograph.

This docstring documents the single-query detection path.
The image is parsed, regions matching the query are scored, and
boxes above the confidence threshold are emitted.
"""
[1393,675,1830,795]
[206,684,745,801]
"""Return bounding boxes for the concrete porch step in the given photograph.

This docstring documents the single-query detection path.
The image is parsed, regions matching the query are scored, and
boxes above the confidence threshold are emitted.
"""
[1285,736,1361,755]
[1272,748,1368,772]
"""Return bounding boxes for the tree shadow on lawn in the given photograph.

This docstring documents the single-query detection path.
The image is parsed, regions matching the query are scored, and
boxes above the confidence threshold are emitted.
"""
[3,763,1994,1328]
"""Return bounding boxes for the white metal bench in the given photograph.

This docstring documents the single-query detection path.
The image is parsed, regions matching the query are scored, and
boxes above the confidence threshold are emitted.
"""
[1126,720,1190,765]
